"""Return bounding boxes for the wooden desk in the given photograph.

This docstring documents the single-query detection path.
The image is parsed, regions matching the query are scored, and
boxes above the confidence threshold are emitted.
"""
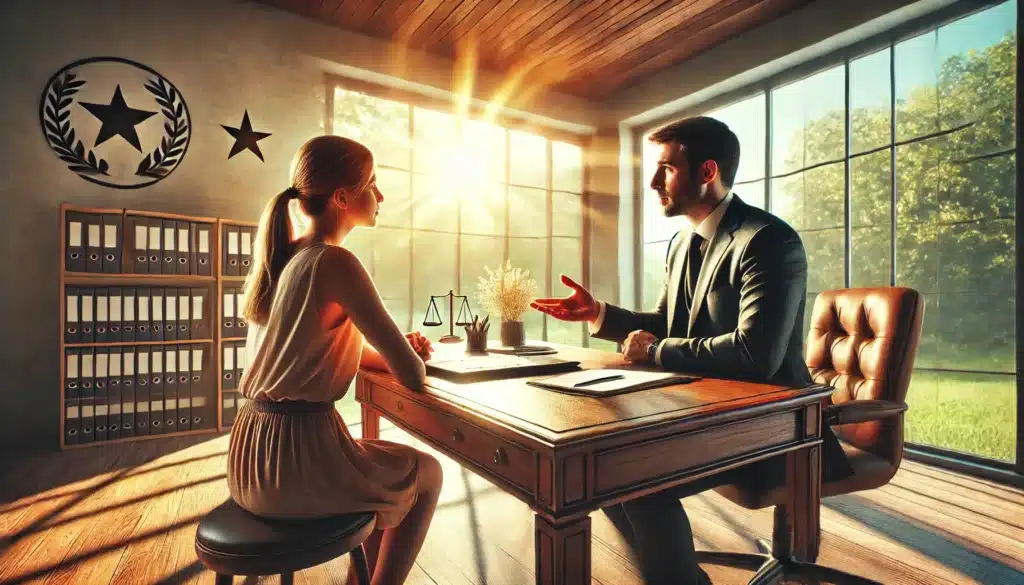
[356,344,831,585]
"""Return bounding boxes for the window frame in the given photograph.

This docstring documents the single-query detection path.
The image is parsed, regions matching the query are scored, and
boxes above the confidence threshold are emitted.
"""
[325,73,593,348]
[630,0,1021,481]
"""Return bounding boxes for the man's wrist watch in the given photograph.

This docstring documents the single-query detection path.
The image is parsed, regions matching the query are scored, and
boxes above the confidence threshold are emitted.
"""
[646,338,661,364]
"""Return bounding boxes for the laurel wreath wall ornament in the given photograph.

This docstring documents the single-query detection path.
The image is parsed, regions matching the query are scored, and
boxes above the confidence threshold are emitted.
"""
[136,77,189,178]
[41,73,110,176]
[39,56,192,189]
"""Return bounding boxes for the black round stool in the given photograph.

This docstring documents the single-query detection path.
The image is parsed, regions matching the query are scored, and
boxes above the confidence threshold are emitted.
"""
[195,499,376,585]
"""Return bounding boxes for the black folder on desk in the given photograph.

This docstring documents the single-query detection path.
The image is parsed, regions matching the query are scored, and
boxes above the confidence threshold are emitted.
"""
[527,369,700,397]
[426,354,580,383]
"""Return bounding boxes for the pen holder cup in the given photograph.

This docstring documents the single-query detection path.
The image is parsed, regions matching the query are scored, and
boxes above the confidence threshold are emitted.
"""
[466,327,488,354]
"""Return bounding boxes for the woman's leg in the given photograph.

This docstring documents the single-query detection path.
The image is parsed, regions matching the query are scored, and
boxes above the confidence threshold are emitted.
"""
[347,529,384,585]
[370,451,443,585]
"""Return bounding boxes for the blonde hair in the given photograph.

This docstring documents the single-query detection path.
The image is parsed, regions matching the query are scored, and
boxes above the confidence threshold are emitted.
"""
[242,135,373,325]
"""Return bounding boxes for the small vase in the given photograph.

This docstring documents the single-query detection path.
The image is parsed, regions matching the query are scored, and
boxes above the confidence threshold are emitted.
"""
[500,320,525,347]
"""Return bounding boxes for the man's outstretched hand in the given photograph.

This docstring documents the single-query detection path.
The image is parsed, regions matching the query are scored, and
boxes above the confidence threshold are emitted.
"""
[530,275,600,323]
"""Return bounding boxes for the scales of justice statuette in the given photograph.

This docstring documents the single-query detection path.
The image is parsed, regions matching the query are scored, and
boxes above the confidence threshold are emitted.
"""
[422,290,475,343]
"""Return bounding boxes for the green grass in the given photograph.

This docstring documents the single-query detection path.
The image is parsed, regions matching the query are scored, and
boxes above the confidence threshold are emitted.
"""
[904,370,1017,462]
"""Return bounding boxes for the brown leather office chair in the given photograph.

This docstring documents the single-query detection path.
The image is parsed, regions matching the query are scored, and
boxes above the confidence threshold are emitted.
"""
[697,286,926,585]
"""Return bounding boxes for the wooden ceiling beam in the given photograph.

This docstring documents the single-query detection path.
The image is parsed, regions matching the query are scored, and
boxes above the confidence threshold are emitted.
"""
[252,0,807,100]
[490,0,611,68]
[556,0,723,80]
[486,0,578,64]
[395,0,458,43]
[408,0,489,49]
[571,0,811,97]
[497,0,667,73]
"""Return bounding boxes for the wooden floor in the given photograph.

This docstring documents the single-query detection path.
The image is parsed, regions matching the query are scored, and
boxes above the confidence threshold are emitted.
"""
[2,421,1022,585]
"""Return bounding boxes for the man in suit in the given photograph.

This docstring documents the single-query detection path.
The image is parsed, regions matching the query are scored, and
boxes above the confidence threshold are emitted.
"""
[531,116,851,585]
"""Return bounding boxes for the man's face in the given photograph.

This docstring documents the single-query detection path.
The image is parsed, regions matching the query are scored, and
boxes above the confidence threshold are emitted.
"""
[649,141,703,218]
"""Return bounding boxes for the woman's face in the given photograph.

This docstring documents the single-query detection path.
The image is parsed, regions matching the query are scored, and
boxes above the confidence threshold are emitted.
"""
[350,173,383,228]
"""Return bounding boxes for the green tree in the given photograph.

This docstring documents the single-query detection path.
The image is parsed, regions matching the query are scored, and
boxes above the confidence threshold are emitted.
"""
[777,32,1017,373]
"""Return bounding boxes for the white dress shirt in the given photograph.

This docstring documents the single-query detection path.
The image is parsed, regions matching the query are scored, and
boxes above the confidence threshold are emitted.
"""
[589,191,735,365]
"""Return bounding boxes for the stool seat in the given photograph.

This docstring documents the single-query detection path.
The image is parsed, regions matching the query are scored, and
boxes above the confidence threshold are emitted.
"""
[195,499,376,577]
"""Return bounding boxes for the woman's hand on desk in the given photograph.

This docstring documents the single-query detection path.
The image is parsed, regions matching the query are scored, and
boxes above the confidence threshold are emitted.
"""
[406,331,434,361]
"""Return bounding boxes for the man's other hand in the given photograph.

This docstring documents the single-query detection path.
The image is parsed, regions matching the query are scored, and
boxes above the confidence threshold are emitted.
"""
[530,274,600,322]
[622,329,656,362]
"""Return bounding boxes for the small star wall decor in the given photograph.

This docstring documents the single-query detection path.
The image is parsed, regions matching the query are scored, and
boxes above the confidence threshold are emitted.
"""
[222,110,271,161]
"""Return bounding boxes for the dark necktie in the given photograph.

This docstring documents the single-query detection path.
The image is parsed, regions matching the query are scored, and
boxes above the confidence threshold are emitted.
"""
[685,233,709,308]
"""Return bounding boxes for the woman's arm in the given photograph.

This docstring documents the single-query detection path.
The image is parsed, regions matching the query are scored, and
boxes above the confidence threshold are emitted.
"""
[359,342,389,371]
[315,247,427,391]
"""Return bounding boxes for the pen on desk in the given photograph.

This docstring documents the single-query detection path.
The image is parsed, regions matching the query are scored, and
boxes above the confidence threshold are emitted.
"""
[573,374,624,388]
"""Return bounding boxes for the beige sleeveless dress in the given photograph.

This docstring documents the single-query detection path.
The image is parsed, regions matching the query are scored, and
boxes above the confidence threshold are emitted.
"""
[227,243,419,528]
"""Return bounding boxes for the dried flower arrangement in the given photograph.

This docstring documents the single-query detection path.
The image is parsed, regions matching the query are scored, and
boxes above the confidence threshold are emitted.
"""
[476,259,537,322]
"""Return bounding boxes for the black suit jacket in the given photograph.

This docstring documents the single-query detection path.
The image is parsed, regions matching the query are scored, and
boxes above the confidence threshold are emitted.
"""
[594,194,811,387]
[593,194,853,482]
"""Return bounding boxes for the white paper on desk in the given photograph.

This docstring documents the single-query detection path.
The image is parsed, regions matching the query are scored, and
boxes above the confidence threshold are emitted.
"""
[532,368,689,394]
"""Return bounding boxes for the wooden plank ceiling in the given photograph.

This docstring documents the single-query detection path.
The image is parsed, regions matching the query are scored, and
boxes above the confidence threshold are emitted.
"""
[255,0,815,100]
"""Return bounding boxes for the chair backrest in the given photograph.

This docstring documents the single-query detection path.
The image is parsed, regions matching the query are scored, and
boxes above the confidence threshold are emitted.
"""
[804,287,925,464]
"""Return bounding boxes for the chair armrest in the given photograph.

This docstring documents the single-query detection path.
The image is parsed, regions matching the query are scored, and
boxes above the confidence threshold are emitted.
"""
[823,400,908,426]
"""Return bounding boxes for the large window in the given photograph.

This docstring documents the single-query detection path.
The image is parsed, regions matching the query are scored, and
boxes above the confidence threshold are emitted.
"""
[329,84,588,343]
[640,1,1018,465]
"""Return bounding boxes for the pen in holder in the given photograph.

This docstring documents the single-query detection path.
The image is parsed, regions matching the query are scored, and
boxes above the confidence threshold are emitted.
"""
[464,315,490,354]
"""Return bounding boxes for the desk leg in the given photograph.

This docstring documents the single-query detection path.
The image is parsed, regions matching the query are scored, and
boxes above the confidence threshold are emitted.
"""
[772,444,821,563]
[361,404,380,440]
[534,514,591,585]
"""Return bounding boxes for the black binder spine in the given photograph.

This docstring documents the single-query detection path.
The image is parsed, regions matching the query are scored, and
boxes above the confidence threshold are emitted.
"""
[102,213,122,273]
[122,287,136,342]
[121,348,136,437]
[85,213,103,273]
[65,211,86,272]
[108,348,122,440]
[65,286,80,344]
[176,221,190,275]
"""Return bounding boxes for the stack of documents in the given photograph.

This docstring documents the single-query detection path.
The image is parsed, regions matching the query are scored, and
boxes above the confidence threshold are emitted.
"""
[527,368,699,397]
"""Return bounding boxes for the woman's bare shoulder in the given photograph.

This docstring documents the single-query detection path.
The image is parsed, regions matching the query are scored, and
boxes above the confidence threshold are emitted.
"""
[314,245,373,289]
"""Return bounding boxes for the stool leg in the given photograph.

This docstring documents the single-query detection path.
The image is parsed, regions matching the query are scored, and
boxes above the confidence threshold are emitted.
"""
[215,574,232,585]
[351,544,372,585]
[279,572,294,585]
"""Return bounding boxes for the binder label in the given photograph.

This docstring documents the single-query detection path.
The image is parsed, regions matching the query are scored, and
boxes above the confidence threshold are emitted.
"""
[67,295,79,322]
[69,221,82,247]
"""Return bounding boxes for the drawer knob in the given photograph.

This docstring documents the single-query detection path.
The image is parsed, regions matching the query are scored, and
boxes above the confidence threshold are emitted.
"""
[452,428,464,442]
[492,447,507,465]
[395,400,404,412]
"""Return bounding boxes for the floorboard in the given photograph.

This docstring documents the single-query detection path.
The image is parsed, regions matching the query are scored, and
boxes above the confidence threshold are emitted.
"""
[2,428,1021,585]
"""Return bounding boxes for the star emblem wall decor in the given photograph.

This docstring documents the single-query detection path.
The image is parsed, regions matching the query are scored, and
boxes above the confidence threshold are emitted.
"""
[39,56,191,189]
[222,110,272,161]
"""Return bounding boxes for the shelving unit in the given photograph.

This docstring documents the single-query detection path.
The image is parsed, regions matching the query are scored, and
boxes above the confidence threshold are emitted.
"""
[59,203,255,449]
[216,218,257,430]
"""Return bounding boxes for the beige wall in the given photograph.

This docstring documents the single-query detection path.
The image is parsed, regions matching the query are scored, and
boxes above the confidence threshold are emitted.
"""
[0,0,602,449]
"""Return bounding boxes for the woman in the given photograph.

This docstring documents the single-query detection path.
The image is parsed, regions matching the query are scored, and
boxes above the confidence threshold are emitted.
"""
[228,135,443,585]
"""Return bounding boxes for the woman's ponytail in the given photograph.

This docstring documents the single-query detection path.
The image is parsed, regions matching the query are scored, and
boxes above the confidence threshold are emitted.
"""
[242,187,298,325]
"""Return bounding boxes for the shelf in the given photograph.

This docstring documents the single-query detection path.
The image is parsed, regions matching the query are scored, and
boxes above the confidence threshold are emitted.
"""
[64,273,216,285]
[221,337,246,342]
[125,208,218,223]
[63,339,213,348]
[62,426,221,449]
[220,275,248,281]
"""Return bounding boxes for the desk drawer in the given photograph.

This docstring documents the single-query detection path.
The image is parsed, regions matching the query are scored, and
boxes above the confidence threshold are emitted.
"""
[373,385,535,493]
